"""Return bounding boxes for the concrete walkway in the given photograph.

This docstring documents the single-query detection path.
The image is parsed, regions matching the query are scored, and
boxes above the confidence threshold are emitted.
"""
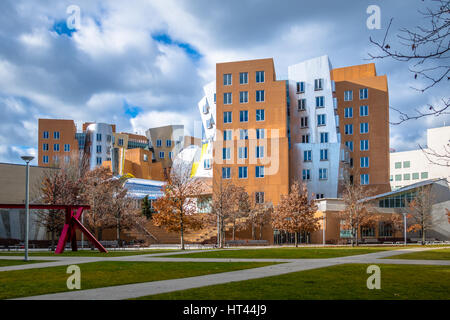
[0,246,447,300]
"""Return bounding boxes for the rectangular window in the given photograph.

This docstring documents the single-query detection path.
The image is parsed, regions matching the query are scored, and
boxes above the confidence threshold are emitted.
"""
[223,92,232,105]
[345,141,354,152]
[156,139,162,147]
[239,110,249,122]
[317,114,326,126]
[239,91,248,103]
[255,166,264,178]
[320,149,328,161]
[316,96,325,108]
[344,107,353,118]
[43,131,49,139]
[256,109,265,121]
[298,99,306,111]
[53,155,59,163]
[240,129,248,140]
[43,143,49,151]
[238,147,248,159]
[302,134,310,143]
[255,192,265,204]
[403,161,410,168]
[53,144,60,152]
[240,72,248,84]
[390,175,393,181]
[296,81,305,93]
[169,151,173,159]
[159,151,165,159]
[379,222,393,237]
[360,105,369,116]
[304,150,312,162]
[395,162,402,169]
[224,111,232,123]
[238,166,248,179]
[118,138,124,146]
[223,73,232,86]
[412,172,420,180]
[344,90,353,101]
[360,122,369,134]
[403,173,411,180]
[166,140,172,147]
[421,172,428,179]
[204,159,211,169]
[256,128,265,140]
[43,155,49,164]
[222,167,231,179]
[64,156,70,164]
[319,168,328,180]
[360,140,369,151]
[256,90,265,102]
[214,93,216,104]
[395,174,402,181]
[314,78,323,91]
[96,133,102,141]
[361,226,375,237]
[300,116,308,128]
[256,71,265,83]
[320,132,329,143]
[360,157,369,168]
[256,146,264,159]
[96,157,102,165]
[224,130,232,141]
[143,154,149,162]
[53,131,60,140]
[361,174,370,185]
[359,88,368,100]
[222,148,231,160]
[302,169,311,181]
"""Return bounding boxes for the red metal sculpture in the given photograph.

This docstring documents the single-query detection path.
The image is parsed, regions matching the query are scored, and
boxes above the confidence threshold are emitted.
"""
[0,204,107,254]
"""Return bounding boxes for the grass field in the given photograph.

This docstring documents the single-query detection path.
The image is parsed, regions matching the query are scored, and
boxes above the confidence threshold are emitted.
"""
[137,263,450,300]
[0,261,278,299]
[162,247,397,259]
[0,259,51,267]
[385,248,450,260]
[0,249,178,257]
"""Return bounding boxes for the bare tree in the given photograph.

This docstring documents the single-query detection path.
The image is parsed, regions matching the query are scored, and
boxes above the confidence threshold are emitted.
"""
[227,186,251,241]
[211,181,237,248]
[248,199,272,241]
[406,185,435,243]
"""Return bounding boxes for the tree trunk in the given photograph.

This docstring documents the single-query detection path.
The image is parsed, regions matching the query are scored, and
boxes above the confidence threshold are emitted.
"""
[232,220,236,241]
[180,212,185,250]
[259,225,263,240]
[355,223,359,247]
[51,230,55,251]
[97,228,103,241]
[251,222,255,240]
[294,232,298,247]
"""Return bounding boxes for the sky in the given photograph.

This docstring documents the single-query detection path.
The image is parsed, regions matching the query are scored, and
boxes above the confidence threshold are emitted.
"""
[0,0,448,165]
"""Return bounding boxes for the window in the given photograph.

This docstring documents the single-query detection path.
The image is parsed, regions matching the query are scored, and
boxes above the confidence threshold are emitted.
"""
[240,91,248,103]
[390,175,393,181]
[345,124,353,135]
[359,88,368,100]
[238,147,248,159]
[222,167,231,179]
[96,133,101,141]
[412,172,419,180]
[320,132,329,143]
[300,116,308,128]
[96,145,102,153]
[159,151,165,159]
[156,139,162,147]
[222,148,231,160]
[379,222,393,237]
[395,162,402,169]
[118,138,124,146]
[64,156,70,164]
[403,161,410,168]
[240,72,248,84]
[204,159,211,169]
[169,152,173,159]
[395,174,402,181]
[43,143,49,151]
[421,172,428,179]
[302,169,311,181]
[224,92,232,105]
[256,146,264,159]
[240,129,248,140]
[361,226,375,237]
[214,93,216,104]
[256,90,265,102]
[345,141,354,152]
[256,109,265,121]
[361,174,370,185]
[350,158,354,168]
[238,166,248,179]
[256,128,265,139]
[360,105,369,116]
[43,131,49,139]
[319,168,328,180]
[96,157,102,165]
[256,71,265,83]
[360,157,369,168]
[403,173,411,180]
[255,166,264,178]
[53,155,59,163]
[296,81,305,93]
[240,110,248,122]
[360,122,369,134]
[316,194,325,199]
[316,96,325,108]
[314,78,323,91]
[320,149,328,161]
[317,114,326,126]
[224,111,232,123]
[302,134,310,143]
[143,154,148,162]
[344,107,353,118]
[344,90,353,101]
[224,130,232,141]
[43,155,49,164]
[298,99,306,111]
[255,192,265,204]
[166,140,172,147]
[223,73,232,86]
[304,150,312,162]
[360,140,369,151]
[54,131,60,140]
[53,144,60,152]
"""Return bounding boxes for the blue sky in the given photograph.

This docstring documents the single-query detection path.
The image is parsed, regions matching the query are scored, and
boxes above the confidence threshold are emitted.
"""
[0,0,448,165]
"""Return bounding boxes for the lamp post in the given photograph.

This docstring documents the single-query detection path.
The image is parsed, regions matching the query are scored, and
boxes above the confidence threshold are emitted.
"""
[21,155,34,261]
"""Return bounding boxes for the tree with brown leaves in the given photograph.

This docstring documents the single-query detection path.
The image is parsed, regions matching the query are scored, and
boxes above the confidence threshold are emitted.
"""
[228,186,251,241]
[272,182,320,247]
[248,200,273,240]
[152,161,204,250]
[406,186,435,244]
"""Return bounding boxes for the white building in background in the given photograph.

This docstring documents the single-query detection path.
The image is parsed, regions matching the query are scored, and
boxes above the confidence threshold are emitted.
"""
[85,123,114,170]
[390,126,450,190]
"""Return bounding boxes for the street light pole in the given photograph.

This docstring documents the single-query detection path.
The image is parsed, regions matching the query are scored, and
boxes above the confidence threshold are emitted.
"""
[21,156,34,262]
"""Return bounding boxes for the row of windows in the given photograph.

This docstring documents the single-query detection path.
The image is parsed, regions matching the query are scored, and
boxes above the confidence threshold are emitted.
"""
[223,110,265,123]
[345,140,369,151]
[344,105,369,118]
[394,161,411,169]
[222,166,265,179]
[156,140,172,148]
[296,79,324,93]
[223,90,265,104]
[42,144,71,152]
[223,71,265,86]
[297,96,325,110]
[223,128,265,140]
[303,149,329,162]
[343,89,369,101]
[158,151,174,159]
[301,132,330,144]
[300,114,328,128]
[42,155,71,164]
[222,146,265,160]
[42,131,60,140]
[344,123,369,134]
[302,168,329,180]
[390,172,428,181]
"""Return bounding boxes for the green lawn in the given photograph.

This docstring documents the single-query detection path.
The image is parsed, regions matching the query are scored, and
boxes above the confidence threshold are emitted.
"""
[137,263,450,300]
[162,247,396,259]
[0,261,278,300]
[0,249,178,257]
[386,248,450,260]
[0,260,51,267]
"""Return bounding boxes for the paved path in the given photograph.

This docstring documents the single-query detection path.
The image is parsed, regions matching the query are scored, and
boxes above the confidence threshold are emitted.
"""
[0,246,447,300]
